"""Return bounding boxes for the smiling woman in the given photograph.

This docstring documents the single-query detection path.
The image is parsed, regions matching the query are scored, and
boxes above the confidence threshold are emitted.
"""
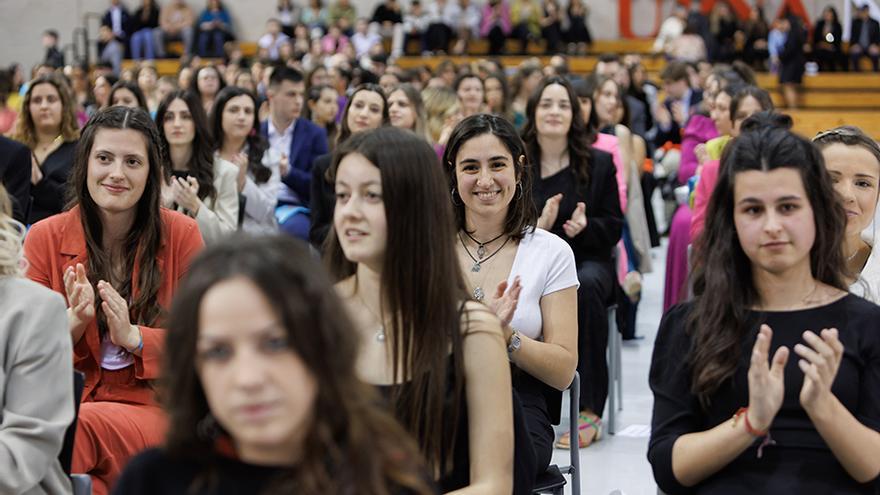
[23,106,204,495]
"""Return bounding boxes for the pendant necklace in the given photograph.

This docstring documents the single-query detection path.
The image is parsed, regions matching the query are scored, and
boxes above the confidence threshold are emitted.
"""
[463,230,506,263]
[357,291,386,343]
[459,232,510,301]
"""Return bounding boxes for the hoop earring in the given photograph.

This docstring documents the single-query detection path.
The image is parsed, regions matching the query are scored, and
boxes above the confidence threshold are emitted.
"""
[451,187,462,206]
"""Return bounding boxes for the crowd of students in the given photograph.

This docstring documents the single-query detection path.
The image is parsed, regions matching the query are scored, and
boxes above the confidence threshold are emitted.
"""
[2,4,880,494]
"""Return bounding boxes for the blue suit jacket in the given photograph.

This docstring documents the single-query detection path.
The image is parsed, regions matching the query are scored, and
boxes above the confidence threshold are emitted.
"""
[260,118,329,206]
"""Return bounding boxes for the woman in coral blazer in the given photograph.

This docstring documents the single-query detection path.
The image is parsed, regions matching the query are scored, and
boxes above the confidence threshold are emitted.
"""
[24,106,203,495]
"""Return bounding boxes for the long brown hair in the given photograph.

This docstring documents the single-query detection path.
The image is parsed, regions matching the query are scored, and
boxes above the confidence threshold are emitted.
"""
[155,90,217,203]
[69,106,165,335]
[336,83,389,146]
[13,73,80,149]
[324,127,470,477]
[164,235,434,494]
[689,123,847,407]
[521,76,593,188]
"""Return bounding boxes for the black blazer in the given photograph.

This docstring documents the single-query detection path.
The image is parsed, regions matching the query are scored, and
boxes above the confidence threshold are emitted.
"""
[851,17,880,48]
[0,137,32,223]
[29,141,77,225]
[530,147,623,265]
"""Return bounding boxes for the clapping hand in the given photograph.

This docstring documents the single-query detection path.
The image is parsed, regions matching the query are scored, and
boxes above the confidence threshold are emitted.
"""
[537,193,563,230]
[230,152,249,192]
[562,202,587,238]
[97,281,141,353]
[171,176,201,215]
[747,324,789,432]
[488,276,522,331]
[64,263,95,336]
[796,329,843,416]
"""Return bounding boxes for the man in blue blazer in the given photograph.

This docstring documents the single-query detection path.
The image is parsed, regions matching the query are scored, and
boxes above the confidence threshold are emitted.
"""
[261,66,328,239]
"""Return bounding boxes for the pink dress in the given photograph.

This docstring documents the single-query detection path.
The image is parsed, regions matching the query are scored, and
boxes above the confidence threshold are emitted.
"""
[593,132,629,283]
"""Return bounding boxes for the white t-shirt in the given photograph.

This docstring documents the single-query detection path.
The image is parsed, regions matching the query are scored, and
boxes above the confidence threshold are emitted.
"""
[507,228,579,341]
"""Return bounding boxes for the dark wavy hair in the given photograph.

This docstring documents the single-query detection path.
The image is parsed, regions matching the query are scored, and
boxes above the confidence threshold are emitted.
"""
[730,85,773,123]
[209,86,271,184]
[521,76,593,188]
[688,124,847,407]
[443,113,536,242]
[163,235,435,495]
[68,106,166,336]
[108,80,149,110]
[337,83,389,145]
[156,90,217,203]
[324,127,470,478]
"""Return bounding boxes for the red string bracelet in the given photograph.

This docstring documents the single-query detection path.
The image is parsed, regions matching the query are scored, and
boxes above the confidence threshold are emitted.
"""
[733,407,776,458]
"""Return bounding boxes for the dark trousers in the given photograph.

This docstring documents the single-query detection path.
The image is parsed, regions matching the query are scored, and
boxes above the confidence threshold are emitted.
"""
[542,23,562,54]
[850,45,880,72]
[197,28,225,57]
[487,25,506,55]
[511,22,532,54]
[576,260,615,414]
[425,23,453,52]
[512,388,538,495]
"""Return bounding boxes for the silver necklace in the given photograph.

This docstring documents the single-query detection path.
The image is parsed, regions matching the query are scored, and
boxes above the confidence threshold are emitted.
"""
[458,232,510,301]
[356,292,386,343]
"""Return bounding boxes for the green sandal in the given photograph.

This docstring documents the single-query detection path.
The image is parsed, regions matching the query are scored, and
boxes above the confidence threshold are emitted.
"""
[555,413,602,449]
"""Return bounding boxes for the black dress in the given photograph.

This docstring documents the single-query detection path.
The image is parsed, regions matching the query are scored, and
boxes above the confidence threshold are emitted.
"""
[649,295,880,494]
[30,140,76,225]
[779,20,806,85]
[114,447,435,494]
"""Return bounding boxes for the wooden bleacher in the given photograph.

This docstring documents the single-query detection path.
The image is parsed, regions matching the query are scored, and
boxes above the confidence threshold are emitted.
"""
[118,37,880,139]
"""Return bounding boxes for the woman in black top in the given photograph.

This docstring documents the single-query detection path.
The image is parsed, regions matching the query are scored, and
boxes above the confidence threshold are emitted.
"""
[649,123,880,494]
[812,6,845,72]
[131,0,161,60]
[12,73,79,224]
[521,76,623,448]
[778,14,806,109]
[114,235,436,495]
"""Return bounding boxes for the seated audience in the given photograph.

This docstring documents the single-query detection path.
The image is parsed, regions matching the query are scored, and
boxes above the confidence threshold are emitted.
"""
[131,0,162,60]
[0,184,73,495]
[157,90,239,244]
[327,126,514,493]
[387,83,430,141]
[480,0,512,55]
[193,65,225,114]
[23,106,204,494]
[850,5,880,72]
[197,0,234,58]
[12,73,80,225]
[0,136,31,223]
[304,84,340,151]
[109,80,148,110]
[114,235,436,494]
[812,6,844,72]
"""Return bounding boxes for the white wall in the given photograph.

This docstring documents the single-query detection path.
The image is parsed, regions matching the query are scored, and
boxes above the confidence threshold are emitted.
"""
[0,0,847,72]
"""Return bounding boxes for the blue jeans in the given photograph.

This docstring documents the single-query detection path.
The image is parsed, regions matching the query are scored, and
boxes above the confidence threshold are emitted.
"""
[198,29,225,57]
[130,29,157,59]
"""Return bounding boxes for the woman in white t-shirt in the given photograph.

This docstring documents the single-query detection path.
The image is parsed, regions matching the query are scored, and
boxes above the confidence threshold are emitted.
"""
[442,113,579,484]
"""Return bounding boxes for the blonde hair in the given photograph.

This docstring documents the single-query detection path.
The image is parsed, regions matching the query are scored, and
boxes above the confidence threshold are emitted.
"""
[421,87,460,144]
[0,185,26,277]
[13,73,80,150]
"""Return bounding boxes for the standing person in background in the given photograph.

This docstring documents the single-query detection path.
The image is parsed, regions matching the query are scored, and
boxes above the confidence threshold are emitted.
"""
[130,0,162,61]
[12,74,80,225]
[158,0,195,58]
[778,13,806,108]
[24,106,204,495]
[156,90,239,244]
[539,0,563,55]
[42,30,65,69]
[849,5,880,72]
[0,184,74,495]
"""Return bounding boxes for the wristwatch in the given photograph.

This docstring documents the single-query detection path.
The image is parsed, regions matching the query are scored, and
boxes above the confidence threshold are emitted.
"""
[507,329,522,358]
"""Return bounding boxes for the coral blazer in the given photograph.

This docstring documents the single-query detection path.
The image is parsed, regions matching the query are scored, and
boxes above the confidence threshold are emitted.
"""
[24,206,204,405]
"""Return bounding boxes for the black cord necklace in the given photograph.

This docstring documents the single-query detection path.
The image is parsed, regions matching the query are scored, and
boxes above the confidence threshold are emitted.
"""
[463,230,506,259]
[458,232,511,301]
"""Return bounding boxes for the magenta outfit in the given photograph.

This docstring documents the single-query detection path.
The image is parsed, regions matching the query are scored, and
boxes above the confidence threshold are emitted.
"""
[663,115,718,312]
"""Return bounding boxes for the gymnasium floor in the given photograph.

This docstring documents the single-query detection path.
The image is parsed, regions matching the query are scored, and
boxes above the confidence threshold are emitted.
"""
[549,238,669,495]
